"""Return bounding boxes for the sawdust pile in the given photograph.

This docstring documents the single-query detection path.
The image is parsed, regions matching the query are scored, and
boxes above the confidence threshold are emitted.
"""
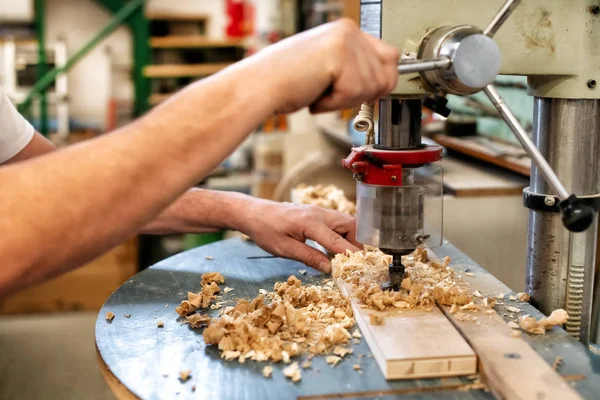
[332,247,473,310]
[293,184,356,215]
[202,275,355,364]
[518,309,569,335]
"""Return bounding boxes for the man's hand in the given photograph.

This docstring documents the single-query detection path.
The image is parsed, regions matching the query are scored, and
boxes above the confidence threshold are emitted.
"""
[238,199,361,273]
[235,18,399,116]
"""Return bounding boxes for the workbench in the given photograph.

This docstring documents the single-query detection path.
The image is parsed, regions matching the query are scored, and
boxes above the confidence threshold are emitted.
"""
[95,238,600,399]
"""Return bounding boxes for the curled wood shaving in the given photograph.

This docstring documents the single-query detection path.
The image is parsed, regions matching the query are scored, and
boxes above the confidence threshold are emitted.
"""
[506,306,522,313]
[124,314,131,318]
[517,292,530,302]
[176,281,221,316]
[184,314,210,328]
[299,270,307,275]
[519,309,569,335]
[157,321,164,328]
[332,248,472,311]
[369,314,384,326]
[262,365,273,378]
[326,355,342,367]
[224,287,234,293]
[352,330,362,339]
[333,346,353,358]
[552,356,563,371]
[205,256,214,261]
[473,290,483,298]
[283,362,301,382]
[507,321,519,329]
[179,370,191,382]
[201,272,225,285]
[302,360,312,369]
[105,312,115,321]
[294,184,356,215]
[496,293,505,300]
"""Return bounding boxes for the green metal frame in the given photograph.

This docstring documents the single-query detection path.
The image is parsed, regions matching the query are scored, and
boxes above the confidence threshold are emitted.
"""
[19,0,151,129]
[35,0,49,135]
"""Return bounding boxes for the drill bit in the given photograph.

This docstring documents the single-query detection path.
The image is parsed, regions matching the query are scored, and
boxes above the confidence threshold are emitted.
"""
[388,255,405,290]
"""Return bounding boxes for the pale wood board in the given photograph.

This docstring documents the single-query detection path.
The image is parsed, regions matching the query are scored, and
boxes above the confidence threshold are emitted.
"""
[150,36,244,49]
[434,253,582,400]
[335,278,477,380]
[143,63,232,78]
[441,306,581,400]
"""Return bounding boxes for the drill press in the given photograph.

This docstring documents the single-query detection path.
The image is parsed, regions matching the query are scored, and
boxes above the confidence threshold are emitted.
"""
[346,0,600,345]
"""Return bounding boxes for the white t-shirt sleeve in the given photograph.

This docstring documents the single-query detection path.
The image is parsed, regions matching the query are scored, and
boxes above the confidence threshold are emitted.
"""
[0,88,35,163]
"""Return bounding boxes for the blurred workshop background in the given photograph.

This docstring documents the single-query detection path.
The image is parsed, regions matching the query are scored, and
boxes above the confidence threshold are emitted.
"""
[0,1,592,399]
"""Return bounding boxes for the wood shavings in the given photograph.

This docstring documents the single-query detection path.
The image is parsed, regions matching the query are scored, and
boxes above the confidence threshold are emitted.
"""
[201,272,224,285]
[517,292,530,302]
[496,293,505,300]
[506,306,522,313]
[224,287,234,293]
[509,295,517,301]
[449,304,459,314]
[302,360,312,369]
[123,314,131,318]
[211,302,225,310]
[552,356,563,371]
[184,314,210,328]
[258,289,268,295]
[283,362,301,382]
[262,365,273,378]
[482,297,496,308]
[105,312,115,321]
[460,302,479,312]
[507,321,519,329]
[333,346,353,358]
[485,309,495,314]
[353,338,360,344]
[465,272,475,277]
[369,314,384,326]
[176,280,221,317]
[298,269,307,275]
[519,309,569,335]
[202,276,354,364]
[352,330,362,338]
[179,370,191,382]
[294,184,356,215]
[157,321,164,328]
[205,256,214,260]
[353,364,361,370]
[473,290,483,298]
[332,248,473,312]
[326,355,342,367]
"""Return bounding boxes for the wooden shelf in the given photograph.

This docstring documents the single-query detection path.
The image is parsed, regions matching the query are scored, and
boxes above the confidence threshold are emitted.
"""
[143,63,232,78]
[434,134,531,177]
[150,36,244,49]
[149,93,173,105]
[145,11,209,21]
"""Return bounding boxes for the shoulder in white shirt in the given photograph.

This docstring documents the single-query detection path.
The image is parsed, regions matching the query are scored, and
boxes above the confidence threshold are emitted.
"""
[0,88,35,163]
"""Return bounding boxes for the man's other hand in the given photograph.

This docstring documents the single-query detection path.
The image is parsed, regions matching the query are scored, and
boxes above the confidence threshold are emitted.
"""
[239,199,361,273]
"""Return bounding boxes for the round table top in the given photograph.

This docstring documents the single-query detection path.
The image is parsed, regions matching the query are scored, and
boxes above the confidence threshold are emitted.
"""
[95,239,485,400]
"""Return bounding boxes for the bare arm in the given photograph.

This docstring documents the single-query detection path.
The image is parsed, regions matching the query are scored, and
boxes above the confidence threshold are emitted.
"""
[0,20,397,297]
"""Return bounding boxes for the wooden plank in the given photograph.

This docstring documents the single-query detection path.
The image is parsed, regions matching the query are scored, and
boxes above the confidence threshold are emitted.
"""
[145,11,209,21]
[149,93,172,105]
[441,305,581,400]
[143,63,232,78]
[434,134,531,176]
[335,279,477,380]
[150,36,244,48]
[442,157,528,197]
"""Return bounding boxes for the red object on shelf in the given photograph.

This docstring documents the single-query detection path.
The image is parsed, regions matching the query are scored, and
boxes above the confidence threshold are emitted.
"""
[226,0,247,37]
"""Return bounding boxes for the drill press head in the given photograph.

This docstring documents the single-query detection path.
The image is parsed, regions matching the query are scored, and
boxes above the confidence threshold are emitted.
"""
[344,99,444,290]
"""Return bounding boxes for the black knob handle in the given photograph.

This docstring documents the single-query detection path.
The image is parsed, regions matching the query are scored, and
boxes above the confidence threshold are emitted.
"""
[559,195,595,233]
[423,95,452,118]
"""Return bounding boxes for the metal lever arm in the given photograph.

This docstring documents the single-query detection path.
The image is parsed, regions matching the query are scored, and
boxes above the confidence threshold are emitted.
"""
[483,84,596,232]
[397,57,451,75]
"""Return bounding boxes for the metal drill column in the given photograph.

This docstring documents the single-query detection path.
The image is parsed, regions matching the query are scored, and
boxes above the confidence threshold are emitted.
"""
[526,98,600,344]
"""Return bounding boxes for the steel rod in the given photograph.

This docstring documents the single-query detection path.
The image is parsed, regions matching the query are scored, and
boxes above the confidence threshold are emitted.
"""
[483,84,570,200]
[483,0,521,37]
[397,58,451,75]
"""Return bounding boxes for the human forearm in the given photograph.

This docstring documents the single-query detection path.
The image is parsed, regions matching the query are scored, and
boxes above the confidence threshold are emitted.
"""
[141,188,254,235]
[0,65,273,296]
